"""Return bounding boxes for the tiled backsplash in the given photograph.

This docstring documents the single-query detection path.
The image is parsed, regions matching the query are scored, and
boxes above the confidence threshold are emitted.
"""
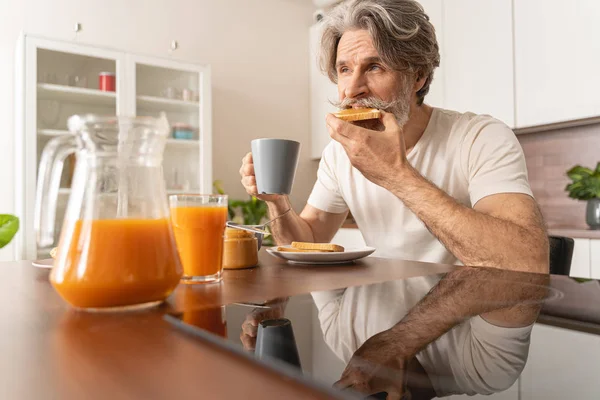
[518,123,600,229]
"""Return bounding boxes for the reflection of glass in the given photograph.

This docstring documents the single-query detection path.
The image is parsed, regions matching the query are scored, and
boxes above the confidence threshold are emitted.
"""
[36,114,183,311]
[72,75,88,88]
[182,306,227,338]
[58,73,71,86]
[41,72,57,84]
[162,87,180,99]
[169,194,228,283]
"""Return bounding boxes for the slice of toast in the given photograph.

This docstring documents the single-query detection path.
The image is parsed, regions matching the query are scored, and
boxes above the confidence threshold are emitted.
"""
[276,246,330,253]
[334,108,382,122]
[291,242,345,253]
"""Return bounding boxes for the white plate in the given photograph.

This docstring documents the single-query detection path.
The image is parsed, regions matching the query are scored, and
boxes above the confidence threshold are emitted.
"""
[266,246,376,265]
[32,259,54,269]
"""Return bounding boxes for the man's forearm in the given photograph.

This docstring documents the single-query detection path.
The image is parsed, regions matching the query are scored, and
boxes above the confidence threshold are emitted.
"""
[389,167,548,272]
[388,267,549,357]
[266,197,315,245]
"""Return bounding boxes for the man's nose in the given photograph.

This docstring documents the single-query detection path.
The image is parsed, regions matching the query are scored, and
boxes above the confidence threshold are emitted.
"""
[344,71,368,99]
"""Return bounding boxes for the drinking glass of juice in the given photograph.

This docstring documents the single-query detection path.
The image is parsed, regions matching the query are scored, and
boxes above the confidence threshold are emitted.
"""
[169,194,228,283]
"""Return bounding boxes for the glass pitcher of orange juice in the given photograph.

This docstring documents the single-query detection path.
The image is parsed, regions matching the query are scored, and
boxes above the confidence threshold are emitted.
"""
[35,114,183,311]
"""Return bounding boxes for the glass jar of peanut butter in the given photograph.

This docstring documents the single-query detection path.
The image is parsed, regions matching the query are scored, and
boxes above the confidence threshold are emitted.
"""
[222,228,259,269]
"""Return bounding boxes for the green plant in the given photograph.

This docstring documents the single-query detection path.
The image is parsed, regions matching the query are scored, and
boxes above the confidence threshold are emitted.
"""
[0,214,19,249]
[565,163,600,200]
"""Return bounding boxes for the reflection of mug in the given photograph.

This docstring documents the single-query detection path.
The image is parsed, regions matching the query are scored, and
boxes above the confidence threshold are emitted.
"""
[254,318,302,369]
[251,139,300,195]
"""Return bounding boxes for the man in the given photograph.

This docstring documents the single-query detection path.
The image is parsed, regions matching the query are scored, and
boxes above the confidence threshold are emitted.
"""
[239,0,549,397]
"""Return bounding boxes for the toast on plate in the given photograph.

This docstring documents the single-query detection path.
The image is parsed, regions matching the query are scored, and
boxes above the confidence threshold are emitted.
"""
[290,242,345,253]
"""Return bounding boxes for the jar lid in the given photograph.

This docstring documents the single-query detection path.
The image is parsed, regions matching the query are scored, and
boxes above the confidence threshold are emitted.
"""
[225,227,255,239]
[99,72,115,76]
[172,122,195,130]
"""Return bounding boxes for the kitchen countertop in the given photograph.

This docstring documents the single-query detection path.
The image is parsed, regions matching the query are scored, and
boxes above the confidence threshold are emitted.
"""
[3,252,599,398]
[547,227,600,239]
[0,252,455,400]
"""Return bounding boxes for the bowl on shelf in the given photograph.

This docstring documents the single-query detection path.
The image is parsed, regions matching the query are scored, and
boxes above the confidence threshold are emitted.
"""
[172,123,196,140]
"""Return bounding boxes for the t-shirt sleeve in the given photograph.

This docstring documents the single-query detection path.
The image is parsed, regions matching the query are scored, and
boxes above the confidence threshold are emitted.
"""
[461,117,533,206]
[307,142,349,214]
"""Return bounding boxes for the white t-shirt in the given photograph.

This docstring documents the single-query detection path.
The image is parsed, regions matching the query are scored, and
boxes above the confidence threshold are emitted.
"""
[307,107,533,262]
[313,280,534,396]
[307,108,535,396]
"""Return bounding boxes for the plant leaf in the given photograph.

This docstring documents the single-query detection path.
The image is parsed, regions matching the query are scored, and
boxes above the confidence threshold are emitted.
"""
[567,165,593,182]
[0,214,19,249]
[213,180,225,195]
[229,200,245,208]
[565,165,600,200]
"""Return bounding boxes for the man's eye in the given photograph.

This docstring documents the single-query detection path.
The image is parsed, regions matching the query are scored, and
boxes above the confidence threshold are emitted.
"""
[339,67,350,74]
[369,64,382,71]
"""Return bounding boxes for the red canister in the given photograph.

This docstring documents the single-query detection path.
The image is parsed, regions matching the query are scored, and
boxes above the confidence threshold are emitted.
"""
[98,72,116,92]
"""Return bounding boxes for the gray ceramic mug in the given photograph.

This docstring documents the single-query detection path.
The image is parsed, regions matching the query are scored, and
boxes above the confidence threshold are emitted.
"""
[251,139,301,195]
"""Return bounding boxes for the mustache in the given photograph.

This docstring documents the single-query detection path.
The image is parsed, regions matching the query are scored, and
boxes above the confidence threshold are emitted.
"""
[329,96,401,111]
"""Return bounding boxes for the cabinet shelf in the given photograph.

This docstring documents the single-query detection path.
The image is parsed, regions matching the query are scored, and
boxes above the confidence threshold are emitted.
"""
[58,188,203,196]
[166,189,200,194]
[38,129,69,137]
[137,95,199,112]
[38,130,199,148]
[37,83,116,106]
[166,138,199,147]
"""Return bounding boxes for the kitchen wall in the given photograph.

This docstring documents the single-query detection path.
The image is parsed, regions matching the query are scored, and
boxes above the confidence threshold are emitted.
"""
[0,0,319,260]
[518,123,600,229]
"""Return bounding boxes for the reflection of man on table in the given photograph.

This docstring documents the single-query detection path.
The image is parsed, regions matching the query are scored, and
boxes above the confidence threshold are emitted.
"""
[239,0,548,397]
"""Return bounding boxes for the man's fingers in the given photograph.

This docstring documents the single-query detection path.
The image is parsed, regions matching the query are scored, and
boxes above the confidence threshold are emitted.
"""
[242,319,258,337]
[326,120,353,151]
[240,332,257,351]
[243,152,253,164]
[241,176,257,191]
[333,378,350,390]
[380,110,400,130]
[385,390,404,400]
[239,161,255,177]
[334,379,370,395]
[326,113,356,139]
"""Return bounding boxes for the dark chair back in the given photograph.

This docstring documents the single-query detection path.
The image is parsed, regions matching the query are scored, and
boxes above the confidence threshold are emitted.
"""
[548,236,574,276]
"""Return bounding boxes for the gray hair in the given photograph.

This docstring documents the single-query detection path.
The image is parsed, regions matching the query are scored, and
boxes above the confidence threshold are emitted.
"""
[319,0,440,105]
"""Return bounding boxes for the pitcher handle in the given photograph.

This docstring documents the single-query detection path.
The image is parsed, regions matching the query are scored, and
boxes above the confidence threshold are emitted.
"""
[35,134,78,249]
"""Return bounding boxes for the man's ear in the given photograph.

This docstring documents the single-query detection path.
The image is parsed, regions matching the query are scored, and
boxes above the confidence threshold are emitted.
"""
[414,74,427,94]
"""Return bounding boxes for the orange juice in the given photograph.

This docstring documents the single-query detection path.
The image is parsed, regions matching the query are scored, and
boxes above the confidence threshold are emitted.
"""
[182,307,227,338]
[170,205,228,281]
[51,218,183,309]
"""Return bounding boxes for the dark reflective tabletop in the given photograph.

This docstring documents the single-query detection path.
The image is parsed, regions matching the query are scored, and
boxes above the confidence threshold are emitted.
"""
[164,265,596,400]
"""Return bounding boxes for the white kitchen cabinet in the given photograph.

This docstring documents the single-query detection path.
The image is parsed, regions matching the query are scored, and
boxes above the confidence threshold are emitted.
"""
[13,34,211,260]
[514,0,600,127]
[570,238,591,278]
[415,0,444,109]
[442,0,514,127]
[590,240,600,279]
[309,21,337,160]
[521,324,600,400]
